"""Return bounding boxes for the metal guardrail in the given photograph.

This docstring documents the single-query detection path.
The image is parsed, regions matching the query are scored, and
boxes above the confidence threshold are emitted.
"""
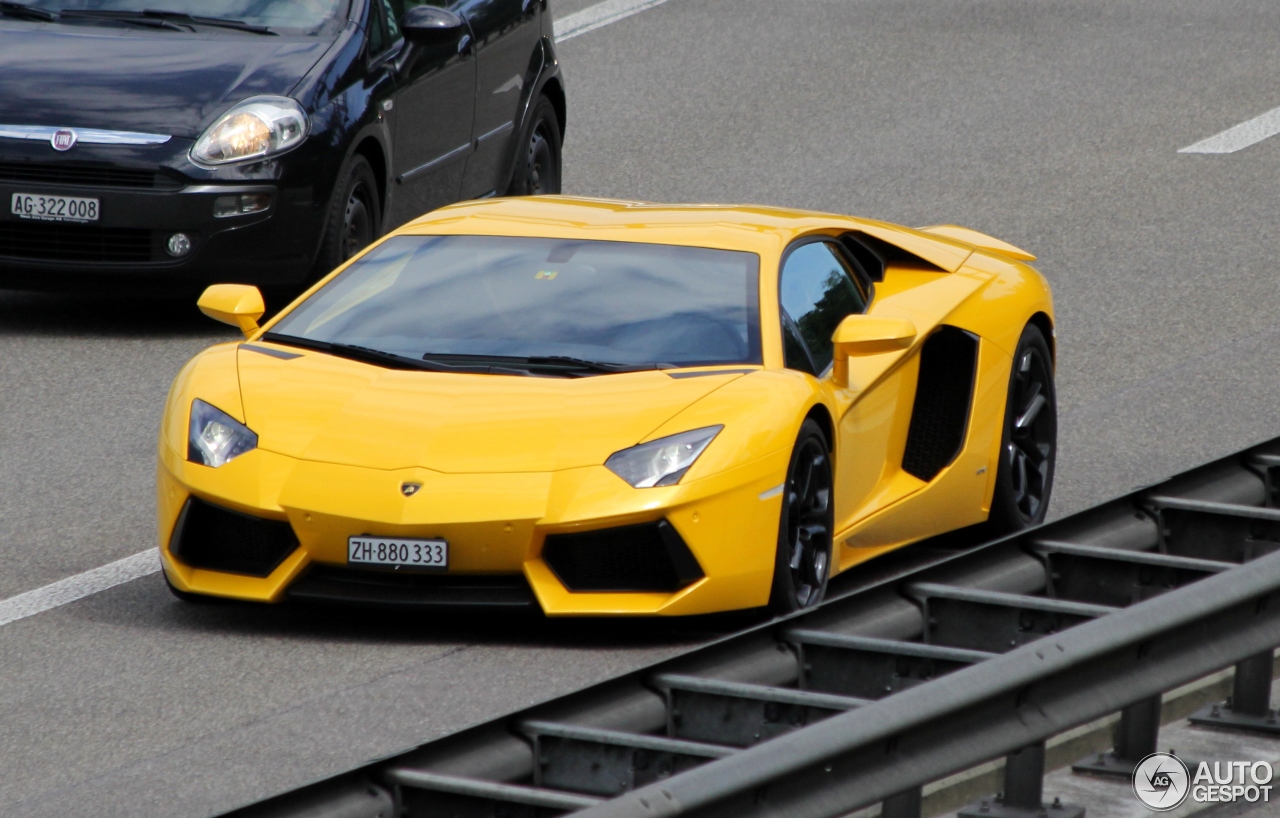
[230,437,1280,818]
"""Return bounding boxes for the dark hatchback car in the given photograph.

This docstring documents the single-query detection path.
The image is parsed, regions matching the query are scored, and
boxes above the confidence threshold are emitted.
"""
[0,0,564,294]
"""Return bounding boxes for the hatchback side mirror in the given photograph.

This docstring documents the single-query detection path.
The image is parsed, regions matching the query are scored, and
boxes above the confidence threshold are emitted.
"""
[198,284,265,339]
[401,5,467,46]
[830,315,916,388]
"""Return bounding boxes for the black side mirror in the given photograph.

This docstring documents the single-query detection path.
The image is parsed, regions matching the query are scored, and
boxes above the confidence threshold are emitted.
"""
[401,5,467,45]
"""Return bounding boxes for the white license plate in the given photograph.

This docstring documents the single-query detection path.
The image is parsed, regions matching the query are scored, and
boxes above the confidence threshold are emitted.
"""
[348,536,448,569]
[11,192,100,223]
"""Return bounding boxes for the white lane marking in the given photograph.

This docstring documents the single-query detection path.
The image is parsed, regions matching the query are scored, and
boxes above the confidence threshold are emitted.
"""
[1179,106,1280,154]
[0,549,160,628]
[554,0,677,42]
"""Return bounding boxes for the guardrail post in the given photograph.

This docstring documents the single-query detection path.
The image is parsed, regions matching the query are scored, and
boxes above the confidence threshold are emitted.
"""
[880,786,922,818]
[1188,650,1280,734]
[1072,695,1193,778]
[958,742,1083,818]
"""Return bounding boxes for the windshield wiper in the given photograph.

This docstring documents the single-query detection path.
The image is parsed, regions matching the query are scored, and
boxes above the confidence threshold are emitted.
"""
[522,356,672,374]
[0,2,55,22]
[418,353,670,376]
[60,8,275,34]
[263,334,505,374]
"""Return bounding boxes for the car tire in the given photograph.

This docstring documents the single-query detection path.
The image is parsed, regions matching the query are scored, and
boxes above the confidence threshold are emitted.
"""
[506,95,562,196]
[313,154,381,284]
[768,419,834,615]
[985,322,1057,534]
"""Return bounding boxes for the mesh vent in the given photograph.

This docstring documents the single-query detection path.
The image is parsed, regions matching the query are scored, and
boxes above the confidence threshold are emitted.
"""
[902,326,978,481]
[0,161,180,189]
[288,566,536,608]
[543,521,703,592]
[0,221,153,262]
[169,497,299,577]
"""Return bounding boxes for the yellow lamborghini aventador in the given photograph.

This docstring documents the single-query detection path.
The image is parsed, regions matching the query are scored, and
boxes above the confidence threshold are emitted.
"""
[157,196,1056,616]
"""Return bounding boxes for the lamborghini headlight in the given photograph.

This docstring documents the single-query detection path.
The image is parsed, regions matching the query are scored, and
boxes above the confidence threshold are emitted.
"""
[188,399,257,468]
[190,96,309,166]
[605,426,723,488]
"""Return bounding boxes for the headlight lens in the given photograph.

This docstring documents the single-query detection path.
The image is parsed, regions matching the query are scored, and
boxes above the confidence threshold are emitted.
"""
[190,96,309,166]
[188,399,258,468]
[605,426,723,488]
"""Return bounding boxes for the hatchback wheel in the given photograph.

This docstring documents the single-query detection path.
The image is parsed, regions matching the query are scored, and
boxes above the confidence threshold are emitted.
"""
[314,154,381,283]
[507,95,562,196]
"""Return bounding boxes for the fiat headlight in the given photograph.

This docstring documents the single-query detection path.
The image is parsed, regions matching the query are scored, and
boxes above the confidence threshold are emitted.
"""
[190,96,309,166]
[605,426,723,488]
[188,399,258,467]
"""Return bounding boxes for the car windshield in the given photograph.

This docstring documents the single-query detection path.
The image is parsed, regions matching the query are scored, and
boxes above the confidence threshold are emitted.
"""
[19,0,348,33]
[269,235,762,370]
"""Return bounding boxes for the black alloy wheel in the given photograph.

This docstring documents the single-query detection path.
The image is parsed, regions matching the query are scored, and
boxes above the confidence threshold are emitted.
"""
[507,95,562,196]
[769,419,834,614]
[987,323,1057,532]
[314,154,381,282]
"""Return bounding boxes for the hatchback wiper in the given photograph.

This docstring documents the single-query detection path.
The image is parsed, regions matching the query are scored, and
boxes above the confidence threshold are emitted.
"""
[0,2,57,21]
[61,8,275,34]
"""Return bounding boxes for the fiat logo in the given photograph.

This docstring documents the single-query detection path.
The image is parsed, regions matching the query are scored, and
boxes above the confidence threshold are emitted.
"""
[51,129,77,151]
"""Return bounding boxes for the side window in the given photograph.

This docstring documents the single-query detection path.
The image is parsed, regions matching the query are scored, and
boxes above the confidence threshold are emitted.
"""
[779,241,868,374]
[367,0,389,54]
[782,319,817,375]
[382,0,401,39]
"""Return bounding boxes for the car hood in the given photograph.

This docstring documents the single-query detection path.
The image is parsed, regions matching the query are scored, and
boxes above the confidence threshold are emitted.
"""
[236,346,747,473]
[0,23,331,137]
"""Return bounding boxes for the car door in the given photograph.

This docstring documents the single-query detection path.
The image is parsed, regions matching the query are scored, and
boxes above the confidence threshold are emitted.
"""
[386,0,477,226]
[777,239,916,549]
[456,0,542,199]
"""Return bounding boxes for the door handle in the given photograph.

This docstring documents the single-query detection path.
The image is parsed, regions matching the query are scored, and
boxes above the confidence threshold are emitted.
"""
[457,33,473,56]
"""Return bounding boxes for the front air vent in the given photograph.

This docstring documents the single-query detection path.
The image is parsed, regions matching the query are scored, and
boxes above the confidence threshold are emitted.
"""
[902,326,979,482]
[543,520,704,592]
[0,222,153,263]
[169,497,299,577]
[287,566,537,608]
[0,161,181,189]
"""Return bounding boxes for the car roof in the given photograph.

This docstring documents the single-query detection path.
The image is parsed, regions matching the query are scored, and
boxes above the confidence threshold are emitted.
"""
[394,196,972,270]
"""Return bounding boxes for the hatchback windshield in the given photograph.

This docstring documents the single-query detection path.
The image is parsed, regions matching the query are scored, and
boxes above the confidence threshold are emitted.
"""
[268,235,762,371]
[22,0,348,33]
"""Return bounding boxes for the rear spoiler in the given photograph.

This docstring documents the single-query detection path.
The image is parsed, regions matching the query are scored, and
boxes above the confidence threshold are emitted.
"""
[918,224,1036,261]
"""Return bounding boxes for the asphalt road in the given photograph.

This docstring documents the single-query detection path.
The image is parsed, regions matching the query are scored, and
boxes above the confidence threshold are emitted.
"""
[4,1,1280,815]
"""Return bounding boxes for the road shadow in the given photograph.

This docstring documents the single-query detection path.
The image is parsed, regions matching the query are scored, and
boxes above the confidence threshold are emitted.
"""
[0,289,234,339]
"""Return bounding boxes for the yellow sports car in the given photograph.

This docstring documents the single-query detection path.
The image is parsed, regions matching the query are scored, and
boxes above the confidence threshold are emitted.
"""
[157,196,1055,616]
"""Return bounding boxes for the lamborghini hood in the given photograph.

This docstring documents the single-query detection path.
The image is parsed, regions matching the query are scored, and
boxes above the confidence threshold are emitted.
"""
[236,346,746,473]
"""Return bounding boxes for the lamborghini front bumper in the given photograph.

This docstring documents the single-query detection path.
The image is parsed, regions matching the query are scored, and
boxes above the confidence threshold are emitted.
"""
[156,442,790,616]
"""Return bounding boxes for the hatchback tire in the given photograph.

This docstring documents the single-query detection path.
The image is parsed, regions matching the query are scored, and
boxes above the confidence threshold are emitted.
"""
[506,95,562,196]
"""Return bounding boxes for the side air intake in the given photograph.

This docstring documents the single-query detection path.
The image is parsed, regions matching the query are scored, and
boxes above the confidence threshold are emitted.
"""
[902,326,979,482]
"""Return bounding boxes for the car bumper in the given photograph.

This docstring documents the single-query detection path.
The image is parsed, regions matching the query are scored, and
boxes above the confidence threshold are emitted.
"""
[156,442,790,616]
[0,140,322,290]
